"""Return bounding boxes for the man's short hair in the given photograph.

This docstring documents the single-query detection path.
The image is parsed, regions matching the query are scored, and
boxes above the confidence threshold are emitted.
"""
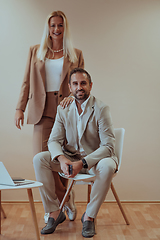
[69,68,92,84]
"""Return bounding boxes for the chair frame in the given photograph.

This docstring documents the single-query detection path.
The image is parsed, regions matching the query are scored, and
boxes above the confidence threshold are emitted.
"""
[59,128,130,225]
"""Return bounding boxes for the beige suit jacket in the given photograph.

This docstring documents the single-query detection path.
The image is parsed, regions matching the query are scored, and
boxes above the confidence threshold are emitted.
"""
[16,45,84,124]
[48,95,118,169]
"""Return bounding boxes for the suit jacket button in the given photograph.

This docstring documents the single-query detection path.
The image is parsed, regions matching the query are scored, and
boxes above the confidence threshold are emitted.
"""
[59,94,62,97]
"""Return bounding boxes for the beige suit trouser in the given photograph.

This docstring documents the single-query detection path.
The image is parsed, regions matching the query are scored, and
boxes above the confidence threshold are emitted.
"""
[33,91,59,156]
[33,92,68,202]
[33,151,117,218]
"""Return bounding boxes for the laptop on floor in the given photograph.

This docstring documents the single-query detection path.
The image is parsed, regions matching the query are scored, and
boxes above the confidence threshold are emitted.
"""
[0,162,34,186]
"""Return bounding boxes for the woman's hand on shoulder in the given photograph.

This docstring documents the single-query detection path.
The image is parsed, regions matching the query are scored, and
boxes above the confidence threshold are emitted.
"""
[14,110,24,130]
[60,96,74,109]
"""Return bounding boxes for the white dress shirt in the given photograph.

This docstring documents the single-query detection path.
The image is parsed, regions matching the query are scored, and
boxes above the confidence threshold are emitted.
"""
[74,96,91,156]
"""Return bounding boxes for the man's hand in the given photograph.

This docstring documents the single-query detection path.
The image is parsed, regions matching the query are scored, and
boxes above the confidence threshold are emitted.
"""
[70,160,83,178]
[58,155,72,176]
[58,155,83,178]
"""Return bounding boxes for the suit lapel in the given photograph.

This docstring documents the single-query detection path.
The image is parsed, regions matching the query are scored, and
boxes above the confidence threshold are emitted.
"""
[79,96,94,140]
[60,56,71,86]
[68,103,78,144]
[36,60,46,91]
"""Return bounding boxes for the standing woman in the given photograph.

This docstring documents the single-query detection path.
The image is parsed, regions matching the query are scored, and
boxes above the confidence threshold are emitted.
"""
[14,10,84,221]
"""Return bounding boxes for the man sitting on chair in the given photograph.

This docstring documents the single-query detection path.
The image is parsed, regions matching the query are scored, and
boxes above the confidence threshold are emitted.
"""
[33,68,118,238]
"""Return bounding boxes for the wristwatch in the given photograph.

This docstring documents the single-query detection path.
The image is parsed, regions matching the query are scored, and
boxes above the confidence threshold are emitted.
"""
[82,158,88,168]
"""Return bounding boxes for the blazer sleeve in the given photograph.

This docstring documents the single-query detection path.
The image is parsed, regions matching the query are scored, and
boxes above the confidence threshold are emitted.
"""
[16,47,33,111]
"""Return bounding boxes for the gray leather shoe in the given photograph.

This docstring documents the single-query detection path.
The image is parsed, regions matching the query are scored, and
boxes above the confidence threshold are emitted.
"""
[44,190,76,223]
[81,212,95,238]
[41,211,66,235]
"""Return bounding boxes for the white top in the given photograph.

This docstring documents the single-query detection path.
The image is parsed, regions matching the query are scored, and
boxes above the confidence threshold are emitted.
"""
[45,57,64,92]
[74,96,91,156]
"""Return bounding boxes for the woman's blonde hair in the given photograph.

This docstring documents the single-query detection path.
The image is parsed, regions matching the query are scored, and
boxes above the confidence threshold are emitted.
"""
[37,10,77,62]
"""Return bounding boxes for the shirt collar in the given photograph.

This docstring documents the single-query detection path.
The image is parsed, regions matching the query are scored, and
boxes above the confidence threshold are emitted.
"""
[73,95,91,112]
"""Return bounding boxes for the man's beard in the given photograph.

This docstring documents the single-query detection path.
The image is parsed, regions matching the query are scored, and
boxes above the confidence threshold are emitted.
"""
[74,90,89,101]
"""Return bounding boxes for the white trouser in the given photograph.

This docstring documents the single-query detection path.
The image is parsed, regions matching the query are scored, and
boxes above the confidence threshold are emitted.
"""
[33,151,117,218]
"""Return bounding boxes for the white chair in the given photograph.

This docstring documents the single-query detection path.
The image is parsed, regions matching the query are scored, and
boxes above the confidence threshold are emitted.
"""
[59,128,130,225]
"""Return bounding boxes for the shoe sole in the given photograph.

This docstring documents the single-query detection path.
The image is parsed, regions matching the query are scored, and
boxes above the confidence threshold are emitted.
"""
[82,232,95,238]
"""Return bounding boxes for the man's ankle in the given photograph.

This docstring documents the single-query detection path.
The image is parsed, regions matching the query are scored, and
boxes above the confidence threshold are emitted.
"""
[49,209,60,219]
[84,212,94,222]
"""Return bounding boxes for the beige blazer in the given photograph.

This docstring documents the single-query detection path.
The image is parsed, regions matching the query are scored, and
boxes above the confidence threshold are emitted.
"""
[48,95,118,169]
[16,45,84,124]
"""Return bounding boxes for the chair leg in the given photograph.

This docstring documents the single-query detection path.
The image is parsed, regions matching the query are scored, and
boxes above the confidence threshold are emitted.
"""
[1,206,7,219]
[87,185,91,203]
[87,182,94,203]
[60,179,75,211]
[111,182,130,225]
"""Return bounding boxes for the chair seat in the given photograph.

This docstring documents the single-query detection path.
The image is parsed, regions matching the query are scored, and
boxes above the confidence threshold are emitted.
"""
[59,172,96,182]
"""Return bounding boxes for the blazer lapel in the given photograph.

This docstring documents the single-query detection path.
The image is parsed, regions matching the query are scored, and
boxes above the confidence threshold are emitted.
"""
[36,60,46,91]
[68,103,78,145]
[60,56,71,86]
[79,96,94,140]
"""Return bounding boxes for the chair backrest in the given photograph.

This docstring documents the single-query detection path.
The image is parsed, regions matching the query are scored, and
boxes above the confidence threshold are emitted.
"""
[114,128,125,171]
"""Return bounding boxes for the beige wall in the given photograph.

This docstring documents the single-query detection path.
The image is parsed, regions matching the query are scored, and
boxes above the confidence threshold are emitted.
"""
[0,0,160,202]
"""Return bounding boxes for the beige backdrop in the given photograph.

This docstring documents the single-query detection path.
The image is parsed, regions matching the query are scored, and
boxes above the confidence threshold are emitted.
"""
[0,0,160,203]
